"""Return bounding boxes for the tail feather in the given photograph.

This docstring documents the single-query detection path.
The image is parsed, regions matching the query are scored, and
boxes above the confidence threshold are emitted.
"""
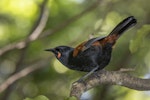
[109,16,137,37]
[101,16,137,46]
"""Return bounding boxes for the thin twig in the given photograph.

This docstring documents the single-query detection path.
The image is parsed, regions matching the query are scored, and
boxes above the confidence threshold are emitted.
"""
[0,59,48,93]
[40,0,102,38]
[0,0,101,56]
[14,0,49,71]
[0,0,49,56]
[28,0,49,41]
[0,1,49,99]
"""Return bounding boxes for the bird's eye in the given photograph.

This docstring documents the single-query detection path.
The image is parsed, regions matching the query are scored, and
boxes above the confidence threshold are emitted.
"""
[55,48,61,52]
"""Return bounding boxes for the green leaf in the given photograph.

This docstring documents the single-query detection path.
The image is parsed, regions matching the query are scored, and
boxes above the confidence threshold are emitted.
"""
[65,96,77,100]
[24,95,49,100]
[129,25,150,53]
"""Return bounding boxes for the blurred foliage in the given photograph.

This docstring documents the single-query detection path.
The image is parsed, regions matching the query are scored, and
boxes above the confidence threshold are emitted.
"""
[130,25,150,53]
[24,95,49,100]
[0,0,150,100]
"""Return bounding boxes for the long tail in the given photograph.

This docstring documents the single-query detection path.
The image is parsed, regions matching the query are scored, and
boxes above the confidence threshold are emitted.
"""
[100,16,137,46]
[108,16,137,38]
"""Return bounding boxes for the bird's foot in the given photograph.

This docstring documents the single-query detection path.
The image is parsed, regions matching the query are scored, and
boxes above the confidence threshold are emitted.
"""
[77,78,85,83]
[72,78,85,86]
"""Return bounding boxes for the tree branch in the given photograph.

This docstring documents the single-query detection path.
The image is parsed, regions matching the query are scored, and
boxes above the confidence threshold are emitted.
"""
[28,0,49,41]
[0,1,49,99]
[0,59,49,93]
[0,0,101,56]
[70,70,150,99]
[40,0,102,38]
[0,0,49,56]
[14,0,49,72]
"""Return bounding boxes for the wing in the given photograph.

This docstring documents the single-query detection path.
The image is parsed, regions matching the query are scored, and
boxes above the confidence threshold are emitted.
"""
[73,36,105,57]
[73,16,137,57]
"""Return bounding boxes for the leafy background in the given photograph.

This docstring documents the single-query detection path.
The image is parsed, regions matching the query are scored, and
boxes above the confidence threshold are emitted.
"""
[0,0,150,100]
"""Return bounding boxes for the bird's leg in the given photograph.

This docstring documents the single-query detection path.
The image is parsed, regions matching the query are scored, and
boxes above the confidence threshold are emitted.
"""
[77,66,99,82]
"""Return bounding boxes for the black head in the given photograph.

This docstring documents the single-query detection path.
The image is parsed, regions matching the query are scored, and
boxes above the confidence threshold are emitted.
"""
[45,46,74,66]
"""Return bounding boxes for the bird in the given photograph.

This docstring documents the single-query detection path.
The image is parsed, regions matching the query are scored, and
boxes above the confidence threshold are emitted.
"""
[45,16,137,80]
